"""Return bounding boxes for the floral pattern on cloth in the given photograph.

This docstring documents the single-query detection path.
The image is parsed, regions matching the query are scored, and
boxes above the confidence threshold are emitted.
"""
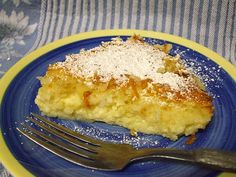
[0,10,37,61]
[2,0,31,7]
[0,164,10,177]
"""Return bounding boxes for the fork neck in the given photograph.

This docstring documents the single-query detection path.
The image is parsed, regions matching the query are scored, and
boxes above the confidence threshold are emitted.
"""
[130,148,195,163]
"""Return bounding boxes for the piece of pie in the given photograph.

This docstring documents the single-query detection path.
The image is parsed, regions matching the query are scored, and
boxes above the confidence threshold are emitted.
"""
[35,35,214,140]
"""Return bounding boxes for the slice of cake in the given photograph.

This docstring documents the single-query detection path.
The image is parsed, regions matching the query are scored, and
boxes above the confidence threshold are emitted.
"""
[35,35,213,140]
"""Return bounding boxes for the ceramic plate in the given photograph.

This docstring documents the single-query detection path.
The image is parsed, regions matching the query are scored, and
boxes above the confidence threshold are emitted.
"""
[1,30,236,177]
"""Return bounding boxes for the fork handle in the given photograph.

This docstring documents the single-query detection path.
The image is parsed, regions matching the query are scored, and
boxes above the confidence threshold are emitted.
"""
[132,148,236,172]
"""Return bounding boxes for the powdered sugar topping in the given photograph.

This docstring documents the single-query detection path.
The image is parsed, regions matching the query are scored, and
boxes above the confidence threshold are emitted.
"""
[55,37,192,90]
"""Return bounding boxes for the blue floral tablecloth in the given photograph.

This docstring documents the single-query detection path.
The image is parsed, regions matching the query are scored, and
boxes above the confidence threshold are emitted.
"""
[0,0,235,176]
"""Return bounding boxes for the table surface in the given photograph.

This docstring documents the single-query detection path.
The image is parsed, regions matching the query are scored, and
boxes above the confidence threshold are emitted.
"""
[0,0,235,176]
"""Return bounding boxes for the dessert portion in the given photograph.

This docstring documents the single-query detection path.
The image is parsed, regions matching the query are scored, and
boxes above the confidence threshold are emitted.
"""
[35,35,213,140]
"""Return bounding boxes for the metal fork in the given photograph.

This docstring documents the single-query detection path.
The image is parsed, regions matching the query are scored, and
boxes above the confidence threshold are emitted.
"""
[17,113,236,172]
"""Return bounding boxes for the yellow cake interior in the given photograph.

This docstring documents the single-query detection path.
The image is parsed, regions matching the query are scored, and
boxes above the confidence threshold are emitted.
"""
[35,35,213,140]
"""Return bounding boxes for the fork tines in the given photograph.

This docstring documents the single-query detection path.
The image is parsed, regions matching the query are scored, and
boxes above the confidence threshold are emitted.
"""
[16,113,107,170]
